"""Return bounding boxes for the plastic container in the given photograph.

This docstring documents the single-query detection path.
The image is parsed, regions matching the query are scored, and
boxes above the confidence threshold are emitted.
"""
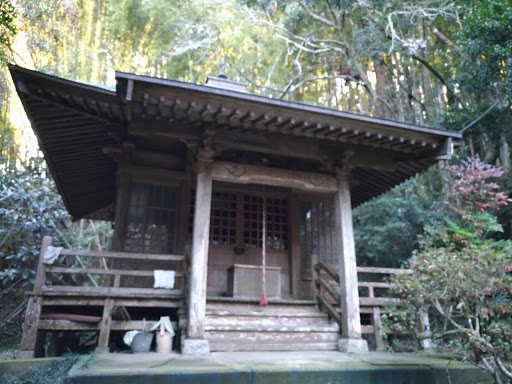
[131,331,153,353]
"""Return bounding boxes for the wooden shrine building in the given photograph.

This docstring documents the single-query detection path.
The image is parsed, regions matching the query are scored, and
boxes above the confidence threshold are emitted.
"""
[9,64,461,356]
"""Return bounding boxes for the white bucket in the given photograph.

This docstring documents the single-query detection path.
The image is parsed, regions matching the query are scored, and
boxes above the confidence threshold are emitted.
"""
[155,319,172,353]
[156,332,172,353]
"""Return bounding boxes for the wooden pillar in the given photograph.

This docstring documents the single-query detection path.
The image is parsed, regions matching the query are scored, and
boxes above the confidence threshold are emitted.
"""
[334,173,368,353]
[183,150,213,355]
[18,230,53,358]
[111,164,130,252]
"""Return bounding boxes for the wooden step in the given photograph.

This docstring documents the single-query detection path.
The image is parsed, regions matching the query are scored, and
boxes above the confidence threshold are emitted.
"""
[208,341,338,352]
[204,300,340,352]
[206,330,340,351]
[206,315,339,329]
[205,323,340,332]
[206,330,341,343]
[206,302,320,316]
[206,310,327,318]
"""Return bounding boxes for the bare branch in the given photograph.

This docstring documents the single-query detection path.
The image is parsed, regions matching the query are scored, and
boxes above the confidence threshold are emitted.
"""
[264,51,282,88]
[409,54,458,103]
[282,74,361,96]
[425,22,462,52]
[495,357,512,380]
[275,33,342,55]
[480,357,497,377]
[297,1,336,28]
[229,64,285,94]
[325,0,344,34]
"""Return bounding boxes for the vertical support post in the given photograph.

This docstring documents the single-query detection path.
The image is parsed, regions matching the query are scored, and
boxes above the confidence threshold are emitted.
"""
[182,150,213,355]
[334,173,368,354]
[96,298,114,353]
[111,164,130,252]
[288,193,301,298]
[18,229,53,358]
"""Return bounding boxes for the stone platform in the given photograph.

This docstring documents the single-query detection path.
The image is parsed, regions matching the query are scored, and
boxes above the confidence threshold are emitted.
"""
[65,351,491,384]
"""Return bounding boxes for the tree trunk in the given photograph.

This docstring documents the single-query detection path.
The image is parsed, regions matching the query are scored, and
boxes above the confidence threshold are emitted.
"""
[374,54,393,119]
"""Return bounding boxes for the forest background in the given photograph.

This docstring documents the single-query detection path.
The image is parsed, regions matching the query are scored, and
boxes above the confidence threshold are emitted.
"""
[0,0,511,356]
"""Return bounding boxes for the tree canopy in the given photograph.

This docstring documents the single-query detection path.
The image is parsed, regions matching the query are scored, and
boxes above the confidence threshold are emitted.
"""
[1,0,510,266]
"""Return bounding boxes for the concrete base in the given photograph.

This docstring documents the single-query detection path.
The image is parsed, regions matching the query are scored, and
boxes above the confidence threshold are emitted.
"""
[65,351,493,384]
[338,338,368,354]
[182,339,210,356]
[14,350,34,359]
[95,347,110,355]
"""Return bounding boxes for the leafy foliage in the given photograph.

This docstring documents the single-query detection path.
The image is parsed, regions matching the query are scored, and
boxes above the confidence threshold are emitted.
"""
[421,157,509,249]
[0,0,16,64]
[390,157,512,382]
[0,157,69,288]
[394,242,512,382]
[354,172,445,267]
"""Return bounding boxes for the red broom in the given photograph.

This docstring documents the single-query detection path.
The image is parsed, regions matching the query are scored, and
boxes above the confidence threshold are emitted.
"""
[260,194,268,306]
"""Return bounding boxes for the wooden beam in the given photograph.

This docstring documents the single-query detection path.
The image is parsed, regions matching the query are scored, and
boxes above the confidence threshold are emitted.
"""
[59,249,185,261]
[40,286,184,298]
[129,120,406,172]
[211,161,338,193]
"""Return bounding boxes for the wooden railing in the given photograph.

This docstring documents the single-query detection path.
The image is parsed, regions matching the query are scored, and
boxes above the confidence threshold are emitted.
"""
[20,233,186,356]
[314,261,343,328]
[40,249,185,297]
[314,259,411,350]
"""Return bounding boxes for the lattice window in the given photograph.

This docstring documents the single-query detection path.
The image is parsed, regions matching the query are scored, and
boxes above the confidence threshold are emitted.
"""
[242,195,262,248]
[124,182,178,254]
[266,197,288,250]
[190,190,288,250]
[210,192,237,246]
[243,195,288,249]
[300,200,337,268]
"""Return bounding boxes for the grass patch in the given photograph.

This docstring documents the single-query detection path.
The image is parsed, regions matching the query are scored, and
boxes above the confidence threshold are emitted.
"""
[0,354,79,384]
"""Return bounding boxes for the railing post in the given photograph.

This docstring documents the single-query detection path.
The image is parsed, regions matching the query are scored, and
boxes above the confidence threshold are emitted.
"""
[419,300,433,350]
[33,227,53,293]
[18,227,53,358]
[312,253,320,299]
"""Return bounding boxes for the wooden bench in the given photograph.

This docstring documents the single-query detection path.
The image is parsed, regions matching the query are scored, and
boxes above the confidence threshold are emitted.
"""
[19,234,185,357]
